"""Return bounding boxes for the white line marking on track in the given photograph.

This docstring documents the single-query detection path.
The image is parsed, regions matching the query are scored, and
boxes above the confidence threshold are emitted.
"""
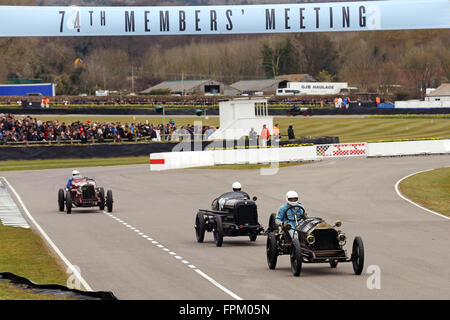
[394,168,450,221]
[0,177,93,291]
[194,269,243,300]
[103,211,243,300]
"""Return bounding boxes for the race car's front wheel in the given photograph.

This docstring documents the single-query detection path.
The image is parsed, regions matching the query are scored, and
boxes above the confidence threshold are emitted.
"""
[213,216,223,247]
[290,238,303,276]
[267,213,278,233]
[99,187,105,211]
[58,189,65,212]
[106,190,113,213]
[249,233,257,242]
[65,192,72,214]
[352,236,364,275]
[266,232,278,269]
[195,212,205,243]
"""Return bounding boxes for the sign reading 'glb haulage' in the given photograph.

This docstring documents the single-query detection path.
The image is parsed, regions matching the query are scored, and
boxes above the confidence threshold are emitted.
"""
[0,0,448,37]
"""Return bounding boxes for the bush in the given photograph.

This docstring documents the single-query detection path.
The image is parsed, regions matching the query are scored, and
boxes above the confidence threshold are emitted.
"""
[394,90,410,101]
[148,89,171,95]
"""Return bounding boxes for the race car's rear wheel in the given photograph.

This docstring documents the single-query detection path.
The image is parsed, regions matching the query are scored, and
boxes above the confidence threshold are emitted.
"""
[106,190,113,213]
[195,212,206,243]
[352,236,365,275]
[266,232,278,269]
[213,216,223,247]
[290,238,303,276]
[99,187,105,211]
[58,189,65,212]
[65,192,72,214]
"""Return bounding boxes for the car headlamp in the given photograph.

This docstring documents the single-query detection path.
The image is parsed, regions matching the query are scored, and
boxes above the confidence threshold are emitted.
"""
[337,233,346,246]
[306,234,315,245]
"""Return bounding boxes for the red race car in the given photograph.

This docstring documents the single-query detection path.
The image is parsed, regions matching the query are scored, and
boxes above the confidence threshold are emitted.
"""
[58,177,113,214]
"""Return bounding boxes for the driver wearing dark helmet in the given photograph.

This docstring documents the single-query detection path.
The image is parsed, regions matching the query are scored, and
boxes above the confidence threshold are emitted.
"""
[276,190,306,238]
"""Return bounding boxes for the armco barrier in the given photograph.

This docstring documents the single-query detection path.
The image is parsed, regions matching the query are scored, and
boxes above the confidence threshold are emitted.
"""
[150,145,316,170]
[149,140,450,171]
[367,139,450,157]
[150,151,215,171]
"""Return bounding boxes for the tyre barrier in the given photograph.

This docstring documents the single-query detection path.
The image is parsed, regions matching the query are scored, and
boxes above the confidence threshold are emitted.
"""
[0,272,117,300]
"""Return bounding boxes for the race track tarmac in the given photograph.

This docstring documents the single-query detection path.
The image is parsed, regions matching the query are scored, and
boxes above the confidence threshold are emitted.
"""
[2,155,449,300]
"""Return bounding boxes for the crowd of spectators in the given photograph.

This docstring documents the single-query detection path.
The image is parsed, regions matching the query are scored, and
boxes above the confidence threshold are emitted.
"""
[0,114,217,144]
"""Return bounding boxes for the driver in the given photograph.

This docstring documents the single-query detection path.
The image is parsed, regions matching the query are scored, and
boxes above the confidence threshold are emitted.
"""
[276,191,306,237]
[232,181,242,192]
[66,170,81,189]
[212,182,250,210]
[229,181,250,199]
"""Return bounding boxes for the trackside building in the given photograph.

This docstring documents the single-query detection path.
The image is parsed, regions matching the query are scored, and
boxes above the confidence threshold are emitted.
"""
[0,83,55,97]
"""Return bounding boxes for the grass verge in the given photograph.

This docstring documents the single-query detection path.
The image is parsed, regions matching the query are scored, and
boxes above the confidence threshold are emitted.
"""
[0,282,70,300]
[399,167,450,217]
[0,156,149,172]
[0,223,70,299]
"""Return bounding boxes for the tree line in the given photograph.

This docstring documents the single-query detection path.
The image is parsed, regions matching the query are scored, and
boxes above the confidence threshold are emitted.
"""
[0,0,448,101]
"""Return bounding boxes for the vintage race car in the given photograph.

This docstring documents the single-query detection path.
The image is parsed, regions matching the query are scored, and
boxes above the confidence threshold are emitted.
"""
[58,177,113,214]
[195,191,264,247]
[266,205,364,276]
[286,106,313,117]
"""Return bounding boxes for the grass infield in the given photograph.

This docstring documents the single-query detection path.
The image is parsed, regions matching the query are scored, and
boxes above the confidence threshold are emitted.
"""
[0,223,70,299]
[399,167,450,217]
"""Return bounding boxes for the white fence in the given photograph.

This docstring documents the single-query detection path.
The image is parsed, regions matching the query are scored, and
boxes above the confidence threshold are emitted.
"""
[394,100,450,108]
[149,140,450,171]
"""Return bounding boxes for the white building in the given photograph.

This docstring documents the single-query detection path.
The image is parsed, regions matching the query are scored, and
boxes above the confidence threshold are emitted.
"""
[425,83,450,102]
[395,83,450,109]
[207,98,273,141]
[286,82,349,95]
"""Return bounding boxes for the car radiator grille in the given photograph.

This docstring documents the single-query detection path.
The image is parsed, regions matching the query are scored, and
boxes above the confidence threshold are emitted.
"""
[313,229,339,250]
[82,186,96,199]
[235,205,258,225]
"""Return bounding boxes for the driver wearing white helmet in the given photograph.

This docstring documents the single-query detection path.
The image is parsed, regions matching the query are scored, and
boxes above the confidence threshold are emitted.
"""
[212,182,249,211]
[66,170,81,189]
[232,181,242,192]
[276,191,306,238]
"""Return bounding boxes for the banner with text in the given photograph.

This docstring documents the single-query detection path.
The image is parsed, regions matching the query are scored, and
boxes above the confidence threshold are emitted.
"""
[0,0,449,37]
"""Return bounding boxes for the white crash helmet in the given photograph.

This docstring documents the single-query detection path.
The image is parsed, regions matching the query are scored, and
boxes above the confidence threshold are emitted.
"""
[232,182,242,192]
[286,190,299,206]
[72,170,80,178]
